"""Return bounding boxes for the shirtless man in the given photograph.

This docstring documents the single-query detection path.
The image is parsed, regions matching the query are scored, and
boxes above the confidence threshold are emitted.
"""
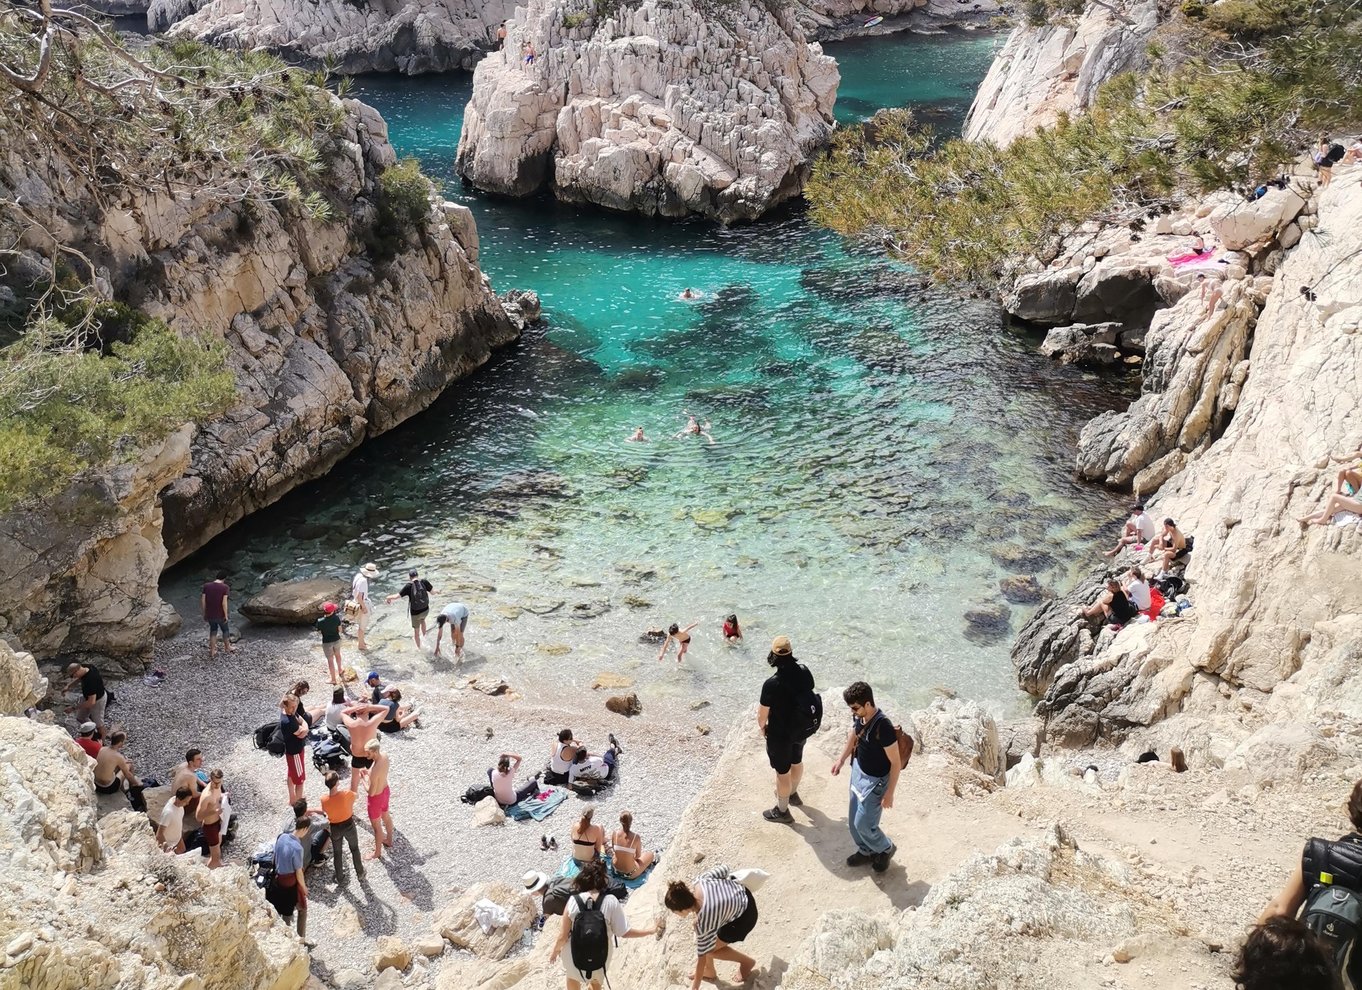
[93,731,142,795]
[171,748,205,818]
[363,739,394,860]
[626,426,648,442]
[342,703,389,790]
[675,413,715,445]
[198,769,227,869]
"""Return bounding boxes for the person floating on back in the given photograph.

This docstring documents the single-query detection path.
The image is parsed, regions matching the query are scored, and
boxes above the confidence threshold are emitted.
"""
[832,680,903,873]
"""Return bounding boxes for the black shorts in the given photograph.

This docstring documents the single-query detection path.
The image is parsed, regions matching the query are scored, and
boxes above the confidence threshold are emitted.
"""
[765,735,805,775]
[378,721,401,733]
[266,878,298,918]
[94,779,122,795]
[716,890,758,945]
[352,755,373,769]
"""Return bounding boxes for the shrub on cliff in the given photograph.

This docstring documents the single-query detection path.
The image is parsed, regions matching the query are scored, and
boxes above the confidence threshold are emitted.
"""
[807,0,1362,284]
[368,158,433,260]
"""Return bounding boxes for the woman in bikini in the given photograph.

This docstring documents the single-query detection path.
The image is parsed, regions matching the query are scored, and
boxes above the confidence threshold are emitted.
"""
[1300,490,1362,527]
[658,621,699,663]
[570,807,606,864]
[609,811,656,879]
[1146,518,1188,575]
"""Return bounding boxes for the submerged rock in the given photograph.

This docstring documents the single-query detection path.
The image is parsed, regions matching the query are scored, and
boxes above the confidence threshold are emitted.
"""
[999,575,1051,604]
[963,602,1012,645]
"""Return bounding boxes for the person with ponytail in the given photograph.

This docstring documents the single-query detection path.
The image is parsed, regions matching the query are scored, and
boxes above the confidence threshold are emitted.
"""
[569,807,606,863]
[609,811,656,879]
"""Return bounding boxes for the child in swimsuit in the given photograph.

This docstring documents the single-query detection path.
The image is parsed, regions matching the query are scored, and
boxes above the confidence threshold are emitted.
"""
[722,614,742,642]
[658,621,699,663]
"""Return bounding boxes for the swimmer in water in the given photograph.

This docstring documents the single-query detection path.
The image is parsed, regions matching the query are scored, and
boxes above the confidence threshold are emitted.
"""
[679,288,697,300]
[626,426,648,442]
[658,621,699,663]
[675,412,715,445]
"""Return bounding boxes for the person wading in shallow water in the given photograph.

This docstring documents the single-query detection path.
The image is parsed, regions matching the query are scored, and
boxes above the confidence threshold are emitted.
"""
[658,621,699,663]
[386,569,435,648]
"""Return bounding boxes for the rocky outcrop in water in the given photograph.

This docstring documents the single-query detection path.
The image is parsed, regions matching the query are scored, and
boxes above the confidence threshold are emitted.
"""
[964,0,1162,146]
[151,0,516,73]
[455,0,839,223]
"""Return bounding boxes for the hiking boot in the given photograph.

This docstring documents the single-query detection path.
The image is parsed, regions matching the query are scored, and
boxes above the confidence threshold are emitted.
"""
[788,792,803,807]
[871,845,896,873]
[762,806,794,824]
[846,850,873,867]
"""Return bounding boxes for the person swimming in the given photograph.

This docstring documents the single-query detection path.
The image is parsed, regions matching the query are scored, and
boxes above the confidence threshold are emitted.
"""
[675,412,715,444]
[626,426,648,442]
[722,614,742,642]
[679,288,698,300]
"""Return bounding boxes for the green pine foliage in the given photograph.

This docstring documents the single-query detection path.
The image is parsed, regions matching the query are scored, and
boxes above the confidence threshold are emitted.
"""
[806,0,1362,285]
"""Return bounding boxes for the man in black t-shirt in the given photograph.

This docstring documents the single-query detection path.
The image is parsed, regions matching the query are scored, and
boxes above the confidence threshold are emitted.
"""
[831,681,902,873]
[65,662,108,740]
[385,569,436,649]
[1079,576,1139,626]
[280,694,310,805]
[757,635,815,825]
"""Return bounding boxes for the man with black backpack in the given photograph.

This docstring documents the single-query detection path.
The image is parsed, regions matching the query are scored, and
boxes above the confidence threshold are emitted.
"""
[1260,779,1362,989]
[385,569,436,649]
[757,635,820,825]
[548,860,656,990]
[832,681,903,873]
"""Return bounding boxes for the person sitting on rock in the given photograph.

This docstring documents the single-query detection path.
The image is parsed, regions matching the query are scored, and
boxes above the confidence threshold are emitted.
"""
[609,811,657,880]
[1146,517,1190,575]
[93,730,142,796]
[74,721,102,759]
[1077,576,1139,626]
[1103,503,1156,557]
[1168,235,1214,266]
[1328,445,1362,496]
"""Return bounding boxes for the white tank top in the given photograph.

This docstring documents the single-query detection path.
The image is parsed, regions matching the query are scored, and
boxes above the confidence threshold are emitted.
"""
[550,742,573,774]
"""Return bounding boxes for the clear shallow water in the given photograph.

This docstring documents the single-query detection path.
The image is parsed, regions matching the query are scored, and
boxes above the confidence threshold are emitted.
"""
[173,33,1131,718]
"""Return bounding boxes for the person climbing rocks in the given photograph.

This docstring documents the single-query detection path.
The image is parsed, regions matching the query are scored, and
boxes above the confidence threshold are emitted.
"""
[664,865,760,990]
[316,601,344,685]
[832,681,901,873]
[386,569,435,648]
[64,662,108,741]
[201,570,235,658]
[496,20,507,49]
[757,635,816,824]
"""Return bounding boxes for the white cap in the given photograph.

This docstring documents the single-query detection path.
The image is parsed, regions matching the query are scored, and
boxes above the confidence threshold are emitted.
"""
[78,722,97,734]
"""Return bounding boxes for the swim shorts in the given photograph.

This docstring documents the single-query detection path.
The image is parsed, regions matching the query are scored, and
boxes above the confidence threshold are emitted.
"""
[410,610,429,630]
[351,755,373,770]
[367,786,390,819]
[765,734,805,775]
[208,620,230,635]
[286,752,306,786]
[200,819,222,847]
[323,642,341,661]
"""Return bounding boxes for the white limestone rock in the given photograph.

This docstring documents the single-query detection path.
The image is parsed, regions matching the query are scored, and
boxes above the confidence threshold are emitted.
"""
[908,696,1005,782]
[456,0,839,223]
[0,641,45,716]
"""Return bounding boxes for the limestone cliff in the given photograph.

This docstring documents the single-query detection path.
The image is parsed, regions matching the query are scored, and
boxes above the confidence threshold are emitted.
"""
[1,57,519,662]
[150,0,516,73]
[963,0,1161,146]
[455,0,839,223]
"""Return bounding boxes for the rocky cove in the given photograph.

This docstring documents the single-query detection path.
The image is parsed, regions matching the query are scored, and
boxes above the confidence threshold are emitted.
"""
[4,3,1362,990]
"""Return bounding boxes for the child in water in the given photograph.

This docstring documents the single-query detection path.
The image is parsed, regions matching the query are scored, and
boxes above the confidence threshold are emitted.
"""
[657,622,699,663]
[722,614,742,642]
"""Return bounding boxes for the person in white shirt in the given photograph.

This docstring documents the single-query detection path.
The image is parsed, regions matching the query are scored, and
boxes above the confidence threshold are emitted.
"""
[351,563,378,651]
[549,860,656,988]
[324,687,348,730]
[1104,503,1158,557]
[156,787,194,853]
[567,743,619,789]
[1124,565,1152,612]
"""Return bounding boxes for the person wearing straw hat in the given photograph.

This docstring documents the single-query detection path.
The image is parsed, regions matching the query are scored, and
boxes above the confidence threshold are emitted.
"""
[351,563,379,651]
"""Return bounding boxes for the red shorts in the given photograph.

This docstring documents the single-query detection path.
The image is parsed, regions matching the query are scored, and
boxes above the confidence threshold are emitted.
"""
[367,785,390,819]
[286,752,306,785]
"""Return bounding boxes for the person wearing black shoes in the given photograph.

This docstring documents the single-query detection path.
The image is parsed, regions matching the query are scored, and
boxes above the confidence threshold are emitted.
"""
[757,635,815,824]
[832,681,902,872]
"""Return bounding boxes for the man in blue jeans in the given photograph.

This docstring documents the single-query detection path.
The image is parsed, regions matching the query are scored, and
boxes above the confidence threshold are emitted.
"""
[831,681,902,873]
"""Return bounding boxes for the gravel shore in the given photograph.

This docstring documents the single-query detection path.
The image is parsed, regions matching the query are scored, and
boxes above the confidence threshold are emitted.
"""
[77,605,725,987]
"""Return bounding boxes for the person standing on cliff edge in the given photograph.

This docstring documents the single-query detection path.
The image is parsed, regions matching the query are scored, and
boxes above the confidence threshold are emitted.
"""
[201,570,235,659]
[757,635,816,824]
[832,681,901,873]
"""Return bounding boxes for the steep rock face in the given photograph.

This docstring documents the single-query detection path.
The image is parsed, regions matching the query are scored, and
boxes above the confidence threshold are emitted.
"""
[0,718,308,990]
[0,429,190,666]
[0,94,518,661]
[964,0,1160,146]
[456,0,839,223]
[152,0,517,74]
[1014,179,1362,747]
[0,641,45,716]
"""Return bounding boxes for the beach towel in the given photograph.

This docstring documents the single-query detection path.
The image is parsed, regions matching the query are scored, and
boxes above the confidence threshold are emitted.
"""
[1146,587,1166,621]
[506,786,569,822]
[1170,251,1218,268]
[555,856,583,880]
[606,856,657,890]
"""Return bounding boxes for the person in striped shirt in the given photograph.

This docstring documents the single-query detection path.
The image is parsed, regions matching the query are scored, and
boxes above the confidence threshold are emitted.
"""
[664,865,759,990]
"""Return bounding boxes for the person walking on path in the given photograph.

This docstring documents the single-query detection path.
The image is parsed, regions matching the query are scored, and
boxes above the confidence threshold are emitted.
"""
[342,702,389,790]
[199,769,227,869]
[316,602,345,685]
[351,563,379,650]
[386,569,435,648]
[64,662,108,741]
[266,817,313,945]
[364,738,394,860]
[664,864,759,990]
[549,859,656,990]
[832,681,902,873]
[757,635,815,824]
[321,770,366,884]
[434,601,470,660]
[201,571,235,658]
[280,694,309,806]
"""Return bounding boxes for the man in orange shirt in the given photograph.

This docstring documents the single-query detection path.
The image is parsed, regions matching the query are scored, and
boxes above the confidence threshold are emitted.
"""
[320,771,366,884]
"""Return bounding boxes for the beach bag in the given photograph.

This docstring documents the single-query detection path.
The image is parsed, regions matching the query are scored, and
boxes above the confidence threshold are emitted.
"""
[861,711,914,768]
[248,847,276,889]
[1325,143,1347,166]
[343,599,361,618]
[409,580,430,613]
[461,783,495,805]
[254,721,285,757]
[730,868,770,892]
[1303,835,1362,989]
[569,894,610,980]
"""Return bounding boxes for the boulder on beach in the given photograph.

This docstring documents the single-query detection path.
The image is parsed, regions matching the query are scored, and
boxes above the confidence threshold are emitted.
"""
[240,578,349,625]
[606,693,643,717]
[435,882,536,960]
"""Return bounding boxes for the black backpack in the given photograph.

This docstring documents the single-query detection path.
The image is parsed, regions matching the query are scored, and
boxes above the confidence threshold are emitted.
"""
[409,580,430,613]
[313,738,347,772]
[1302,835,1362,987]
[253,721,285,757]
[569,893,611,979]
[248,847,276,889]
[1325,143,1346,165]
[793,665,823,740]
[461,783,495,805]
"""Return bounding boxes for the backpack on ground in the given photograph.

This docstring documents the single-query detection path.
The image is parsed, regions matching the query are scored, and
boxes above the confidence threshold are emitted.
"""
[409,580,430,613]
[248,847,276,889]
[1303,835,1362,988]
[569,893,611,980]
[461,783,495,805]
[793,664,823,740]
[542,876,577,916]
[330,725,352,755]
[253,721,286,756]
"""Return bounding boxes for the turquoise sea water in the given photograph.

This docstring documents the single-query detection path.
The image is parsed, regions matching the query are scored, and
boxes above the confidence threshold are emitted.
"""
[175,33,1131,720]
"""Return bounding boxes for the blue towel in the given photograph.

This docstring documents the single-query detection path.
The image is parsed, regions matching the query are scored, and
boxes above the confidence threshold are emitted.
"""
[554,857,583,880]
[607,856,657,890]
[505,786,569,822]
